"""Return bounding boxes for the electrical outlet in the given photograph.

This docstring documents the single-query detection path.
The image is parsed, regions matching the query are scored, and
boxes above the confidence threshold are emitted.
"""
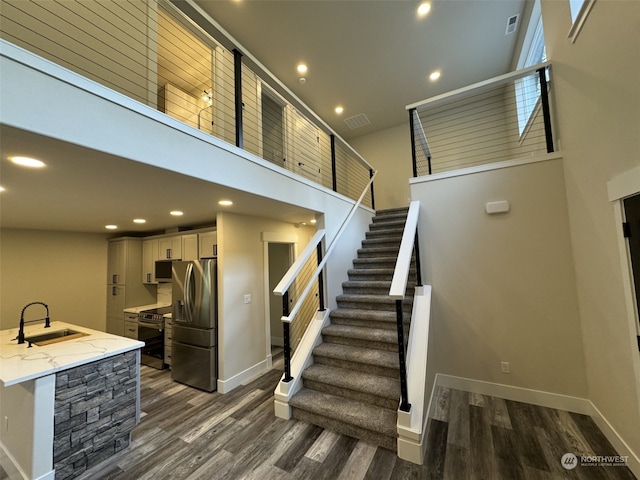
[501,361,511,374]
[243,294,251,304]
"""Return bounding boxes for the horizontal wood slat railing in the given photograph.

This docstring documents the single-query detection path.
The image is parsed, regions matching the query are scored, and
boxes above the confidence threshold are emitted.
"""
[274,171,377,383]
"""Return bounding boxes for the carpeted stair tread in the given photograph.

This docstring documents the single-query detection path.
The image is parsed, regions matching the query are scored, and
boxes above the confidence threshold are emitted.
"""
[302,364,401,401]
[365,228,404,238]
[336,294,413,306]
[329,307,397,322]
[289,388,397,438]
[313,342,399,370]
[322,323,397,345]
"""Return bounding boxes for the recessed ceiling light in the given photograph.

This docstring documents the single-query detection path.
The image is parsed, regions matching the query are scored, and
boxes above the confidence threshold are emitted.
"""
[310,219,317,224]
[297,63,308,74]
[105,225,118,230]
[10,156,45,168]
[0,186,5,192]
[218,200,233,206]
[133,218,146,224]
[170,210,184,216]
[429,70,441,81]
[417,2,431,16]
[335,106,344,115]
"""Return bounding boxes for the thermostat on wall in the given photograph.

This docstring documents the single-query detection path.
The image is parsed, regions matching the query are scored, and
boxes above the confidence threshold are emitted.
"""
[485,200,510,214]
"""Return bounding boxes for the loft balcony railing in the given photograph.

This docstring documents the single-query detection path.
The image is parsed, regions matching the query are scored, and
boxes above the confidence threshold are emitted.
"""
[407,62,555,177]
[0,0,374,208]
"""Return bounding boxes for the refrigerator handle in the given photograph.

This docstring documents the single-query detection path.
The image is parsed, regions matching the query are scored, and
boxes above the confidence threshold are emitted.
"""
[185,262,194,323]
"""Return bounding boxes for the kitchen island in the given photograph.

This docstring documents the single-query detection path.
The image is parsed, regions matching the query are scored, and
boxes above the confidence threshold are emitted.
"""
[0,321,144,480]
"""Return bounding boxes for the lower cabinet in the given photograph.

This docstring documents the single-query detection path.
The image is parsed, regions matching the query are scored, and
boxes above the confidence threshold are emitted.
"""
[124,313,138,339]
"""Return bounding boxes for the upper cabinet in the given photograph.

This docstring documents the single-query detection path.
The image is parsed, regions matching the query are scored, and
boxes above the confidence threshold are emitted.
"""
[142,238,159,284]
[182,234,198,261]
[199,231,217,259]
[158,236,182,260]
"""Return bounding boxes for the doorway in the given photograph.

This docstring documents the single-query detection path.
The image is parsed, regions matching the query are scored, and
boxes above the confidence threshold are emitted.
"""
[267,242,294,358]
[624,193,640,341]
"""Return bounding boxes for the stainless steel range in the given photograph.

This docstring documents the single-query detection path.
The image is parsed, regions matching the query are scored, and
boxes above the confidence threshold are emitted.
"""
[137,306,171,369]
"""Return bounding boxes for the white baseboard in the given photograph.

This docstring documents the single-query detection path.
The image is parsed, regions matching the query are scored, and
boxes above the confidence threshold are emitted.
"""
[435,374,592,413]
[587,401,640,478]
[217,359,268,394]
[435,374,639,477]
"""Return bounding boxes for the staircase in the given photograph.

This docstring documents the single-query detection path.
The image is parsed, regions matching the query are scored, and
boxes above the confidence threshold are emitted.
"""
[289,207,415,451]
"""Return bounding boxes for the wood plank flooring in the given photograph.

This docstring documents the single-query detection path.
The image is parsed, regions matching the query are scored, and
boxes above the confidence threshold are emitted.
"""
[1,359,636,479]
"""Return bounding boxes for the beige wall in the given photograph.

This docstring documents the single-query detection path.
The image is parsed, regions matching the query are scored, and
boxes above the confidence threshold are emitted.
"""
[350,124,413,210]
[542,0,640,457]
[216,212,315,383]
[411,158,587,399]
[0,229,109,331]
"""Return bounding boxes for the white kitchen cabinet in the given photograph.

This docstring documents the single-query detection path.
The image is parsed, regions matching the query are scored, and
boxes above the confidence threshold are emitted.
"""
[124,320,138,339]
[198,231,217,259]
[106,238,155,336]
[142,238,159,284]
[182,234,198,261]
[158,236,182,260]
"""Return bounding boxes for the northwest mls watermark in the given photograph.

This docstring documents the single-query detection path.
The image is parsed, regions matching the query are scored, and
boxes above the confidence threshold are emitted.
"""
[561,452,629,470]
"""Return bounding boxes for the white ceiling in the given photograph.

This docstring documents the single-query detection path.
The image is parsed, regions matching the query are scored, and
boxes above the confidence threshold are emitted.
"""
[191,0,529,140]
[0,0,530,235]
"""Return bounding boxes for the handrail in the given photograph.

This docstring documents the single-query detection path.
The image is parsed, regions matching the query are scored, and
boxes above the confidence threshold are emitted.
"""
[390,201,421,299]
[389,200,422,412]
[274,170,377,381]
[406,61,550,111]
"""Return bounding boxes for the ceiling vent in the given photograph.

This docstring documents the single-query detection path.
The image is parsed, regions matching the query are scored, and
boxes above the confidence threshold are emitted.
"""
[505,14,519,35]
[344,113,371,130]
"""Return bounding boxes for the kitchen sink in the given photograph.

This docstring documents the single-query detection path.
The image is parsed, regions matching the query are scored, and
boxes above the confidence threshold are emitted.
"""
[25,329,88,346]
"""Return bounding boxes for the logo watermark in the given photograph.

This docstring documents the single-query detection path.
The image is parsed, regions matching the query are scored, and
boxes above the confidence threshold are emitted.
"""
[561,452,629,469]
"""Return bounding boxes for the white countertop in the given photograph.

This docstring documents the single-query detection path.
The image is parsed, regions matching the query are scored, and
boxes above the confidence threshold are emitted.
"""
[0,321,144,387]
[123,303,171,314]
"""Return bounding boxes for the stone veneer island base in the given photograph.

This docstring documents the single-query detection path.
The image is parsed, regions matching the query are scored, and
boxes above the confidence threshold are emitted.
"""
[0,322,143,480]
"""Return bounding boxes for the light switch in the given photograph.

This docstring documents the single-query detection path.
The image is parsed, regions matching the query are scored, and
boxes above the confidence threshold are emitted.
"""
[244,294,252,304]
[485,200,510,214]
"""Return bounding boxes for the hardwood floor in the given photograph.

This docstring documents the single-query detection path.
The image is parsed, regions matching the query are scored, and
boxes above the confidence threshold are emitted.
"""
[1,360,635,480]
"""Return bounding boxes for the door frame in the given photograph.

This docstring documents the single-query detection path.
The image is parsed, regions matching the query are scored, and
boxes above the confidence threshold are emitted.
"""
[261,232,298,369]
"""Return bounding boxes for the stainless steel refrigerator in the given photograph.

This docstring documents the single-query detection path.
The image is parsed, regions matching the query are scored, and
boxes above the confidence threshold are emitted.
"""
[171,259,218,392]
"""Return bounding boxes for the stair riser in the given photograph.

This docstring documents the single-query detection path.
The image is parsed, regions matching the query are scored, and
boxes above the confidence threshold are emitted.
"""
[357,248,400,258]
[322,334,398,353]
[314,355,400,379]
[369,222,406,231]
[365,230,404,240]
[348,272,394,282]
[302,379,400,410]
[342,285,415,296]
[291,408,397,452]
[330,316,410,331]
[361,239,402,249]
[336,300,413,313]
[353,260,397,269]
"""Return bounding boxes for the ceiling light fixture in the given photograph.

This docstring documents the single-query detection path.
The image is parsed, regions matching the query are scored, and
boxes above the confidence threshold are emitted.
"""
[10,156,45,168]
[0,186,5,192]
[105,225,118,230]
[429,70,441,81]
[297,63,308,74]
[335,106,344,115]
[218,200,233,206]
[201,90,212,105]
[133,218,146,224]
[417,2,431,17]
[310,219,317,224]
[170,210,184,216]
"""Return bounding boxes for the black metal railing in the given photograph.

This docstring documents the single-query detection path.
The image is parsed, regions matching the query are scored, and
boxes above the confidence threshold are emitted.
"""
[389,201,422,412]
[408,63,554,177]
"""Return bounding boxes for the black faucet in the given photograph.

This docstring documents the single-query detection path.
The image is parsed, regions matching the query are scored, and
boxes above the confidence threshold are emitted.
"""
[17,301,50,344]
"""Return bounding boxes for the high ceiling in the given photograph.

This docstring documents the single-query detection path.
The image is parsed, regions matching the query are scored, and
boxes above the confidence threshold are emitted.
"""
[0,0,531,234]
[191,0,529,140]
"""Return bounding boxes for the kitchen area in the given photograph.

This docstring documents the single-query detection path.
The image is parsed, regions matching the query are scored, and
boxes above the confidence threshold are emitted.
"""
[108,228,219,393]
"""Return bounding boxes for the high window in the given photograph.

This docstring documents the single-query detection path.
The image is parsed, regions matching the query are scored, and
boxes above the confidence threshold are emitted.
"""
[515,0,547,137]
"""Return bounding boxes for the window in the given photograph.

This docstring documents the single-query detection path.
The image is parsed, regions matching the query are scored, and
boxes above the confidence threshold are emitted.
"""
[515,1,547,137]
[568,0,596,42]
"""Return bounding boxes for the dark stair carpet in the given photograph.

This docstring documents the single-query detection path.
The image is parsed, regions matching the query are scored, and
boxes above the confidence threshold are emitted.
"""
[290,207,416,451]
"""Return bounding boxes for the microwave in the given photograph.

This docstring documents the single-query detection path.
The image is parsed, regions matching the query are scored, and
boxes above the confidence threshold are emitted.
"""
[155,260,173,282]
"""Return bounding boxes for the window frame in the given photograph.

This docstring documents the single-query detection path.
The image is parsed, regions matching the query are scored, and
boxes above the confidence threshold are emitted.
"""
[568,0,597,43]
